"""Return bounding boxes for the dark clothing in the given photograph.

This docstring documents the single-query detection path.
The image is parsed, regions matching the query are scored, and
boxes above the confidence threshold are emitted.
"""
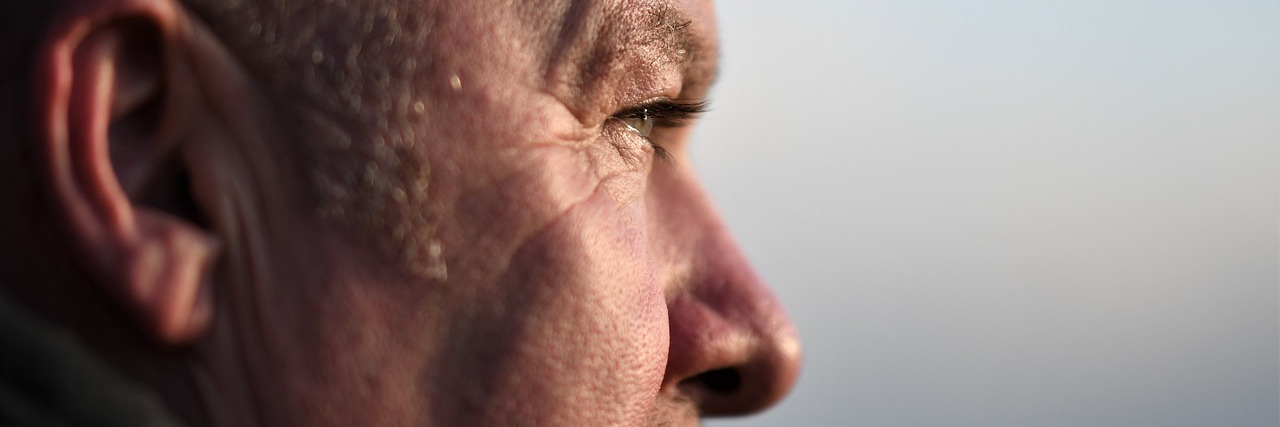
[0,294,184,427]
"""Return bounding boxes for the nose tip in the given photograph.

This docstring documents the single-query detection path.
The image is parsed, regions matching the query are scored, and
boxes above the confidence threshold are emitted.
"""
[665,281,803,416]
[678,318,802,415]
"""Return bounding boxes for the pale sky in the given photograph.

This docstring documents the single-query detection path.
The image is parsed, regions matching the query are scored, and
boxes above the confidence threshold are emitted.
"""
[696,1,1278,426]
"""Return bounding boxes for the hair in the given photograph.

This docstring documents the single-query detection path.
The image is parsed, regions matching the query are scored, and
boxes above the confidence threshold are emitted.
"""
[0,2,63,234]
[1,0,447,279]
[184,0,449,278]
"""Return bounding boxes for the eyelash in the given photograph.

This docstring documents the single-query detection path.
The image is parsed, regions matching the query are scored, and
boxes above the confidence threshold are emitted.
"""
[611,99,710,160]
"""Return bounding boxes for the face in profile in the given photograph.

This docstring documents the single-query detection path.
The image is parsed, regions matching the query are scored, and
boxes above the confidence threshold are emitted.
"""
[273,1,800,424]
[9,0,801,425]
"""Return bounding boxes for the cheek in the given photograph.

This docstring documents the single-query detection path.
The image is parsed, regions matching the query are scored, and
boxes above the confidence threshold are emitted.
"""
[478,185,670,424]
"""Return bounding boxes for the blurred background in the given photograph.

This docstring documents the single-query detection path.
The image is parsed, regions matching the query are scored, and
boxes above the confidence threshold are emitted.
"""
[694,1,1278,426]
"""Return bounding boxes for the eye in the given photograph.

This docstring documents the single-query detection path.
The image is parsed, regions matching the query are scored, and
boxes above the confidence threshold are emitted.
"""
[617,110,656,138]
[609,99,710,160]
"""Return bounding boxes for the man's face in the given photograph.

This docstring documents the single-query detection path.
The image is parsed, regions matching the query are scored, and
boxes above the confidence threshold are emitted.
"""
[249,0,800,425]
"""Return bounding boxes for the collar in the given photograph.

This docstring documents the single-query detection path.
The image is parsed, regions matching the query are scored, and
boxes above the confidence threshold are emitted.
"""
[0,292,185,427]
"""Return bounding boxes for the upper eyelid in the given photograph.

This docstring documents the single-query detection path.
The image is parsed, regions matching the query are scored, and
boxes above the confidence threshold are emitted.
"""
[613,99,710,126]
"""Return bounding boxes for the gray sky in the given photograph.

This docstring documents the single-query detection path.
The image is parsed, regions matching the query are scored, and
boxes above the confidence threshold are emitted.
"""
[696,1,1278,426]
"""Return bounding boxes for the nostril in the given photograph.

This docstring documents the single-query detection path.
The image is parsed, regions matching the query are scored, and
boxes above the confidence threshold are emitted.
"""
[687,368,742,395]
[663,271,802,416]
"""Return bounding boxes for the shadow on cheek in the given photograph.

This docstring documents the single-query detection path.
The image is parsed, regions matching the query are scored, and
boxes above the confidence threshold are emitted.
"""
[428,187,667,423]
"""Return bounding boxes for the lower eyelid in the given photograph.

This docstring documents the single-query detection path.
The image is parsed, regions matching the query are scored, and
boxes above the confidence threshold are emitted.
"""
[602,120,667,160]
[620,117,654,137]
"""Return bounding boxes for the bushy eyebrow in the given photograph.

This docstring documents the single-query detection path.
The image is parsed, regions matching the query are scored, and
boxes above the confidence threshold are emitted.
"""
[637,8,694,64]
[631,5,719,94]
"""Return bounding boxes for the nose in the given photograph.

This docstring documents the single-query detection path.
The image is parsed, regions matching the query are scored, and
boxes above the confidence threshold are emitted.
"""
[652,174,802,416]
[664,253,802,415]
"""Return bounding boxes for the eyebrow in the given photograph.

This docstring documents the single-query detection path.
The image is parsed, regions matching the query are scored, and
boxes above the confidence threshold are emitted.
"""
[540,1,720,120]
[632,5,719,95]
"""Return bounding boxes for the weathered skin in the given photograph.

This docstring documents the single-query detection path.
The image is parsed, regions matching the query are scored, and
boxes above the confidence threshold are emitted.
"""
[5,0,801,425]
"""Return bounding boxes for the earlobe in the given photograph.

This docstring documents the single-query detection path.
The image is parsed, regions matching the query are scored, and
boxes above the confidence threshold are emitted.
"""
[35,0,218,345]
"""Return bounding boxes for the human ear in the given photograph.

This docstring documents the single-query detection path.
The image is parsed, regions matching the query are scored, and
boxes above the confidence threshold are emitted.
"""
[33,0,219,345]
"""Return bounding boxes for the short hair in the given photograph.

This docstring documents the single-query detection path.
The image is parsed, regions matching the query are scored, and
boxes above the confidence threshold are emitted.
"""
[0,2,63,224]
[185,0,446,278]
[1,0,445,279]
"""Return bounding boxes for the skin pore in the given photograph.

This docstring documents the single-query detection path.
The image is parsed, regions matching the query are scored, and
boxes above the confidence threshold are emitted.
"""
[0,0,801,426]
